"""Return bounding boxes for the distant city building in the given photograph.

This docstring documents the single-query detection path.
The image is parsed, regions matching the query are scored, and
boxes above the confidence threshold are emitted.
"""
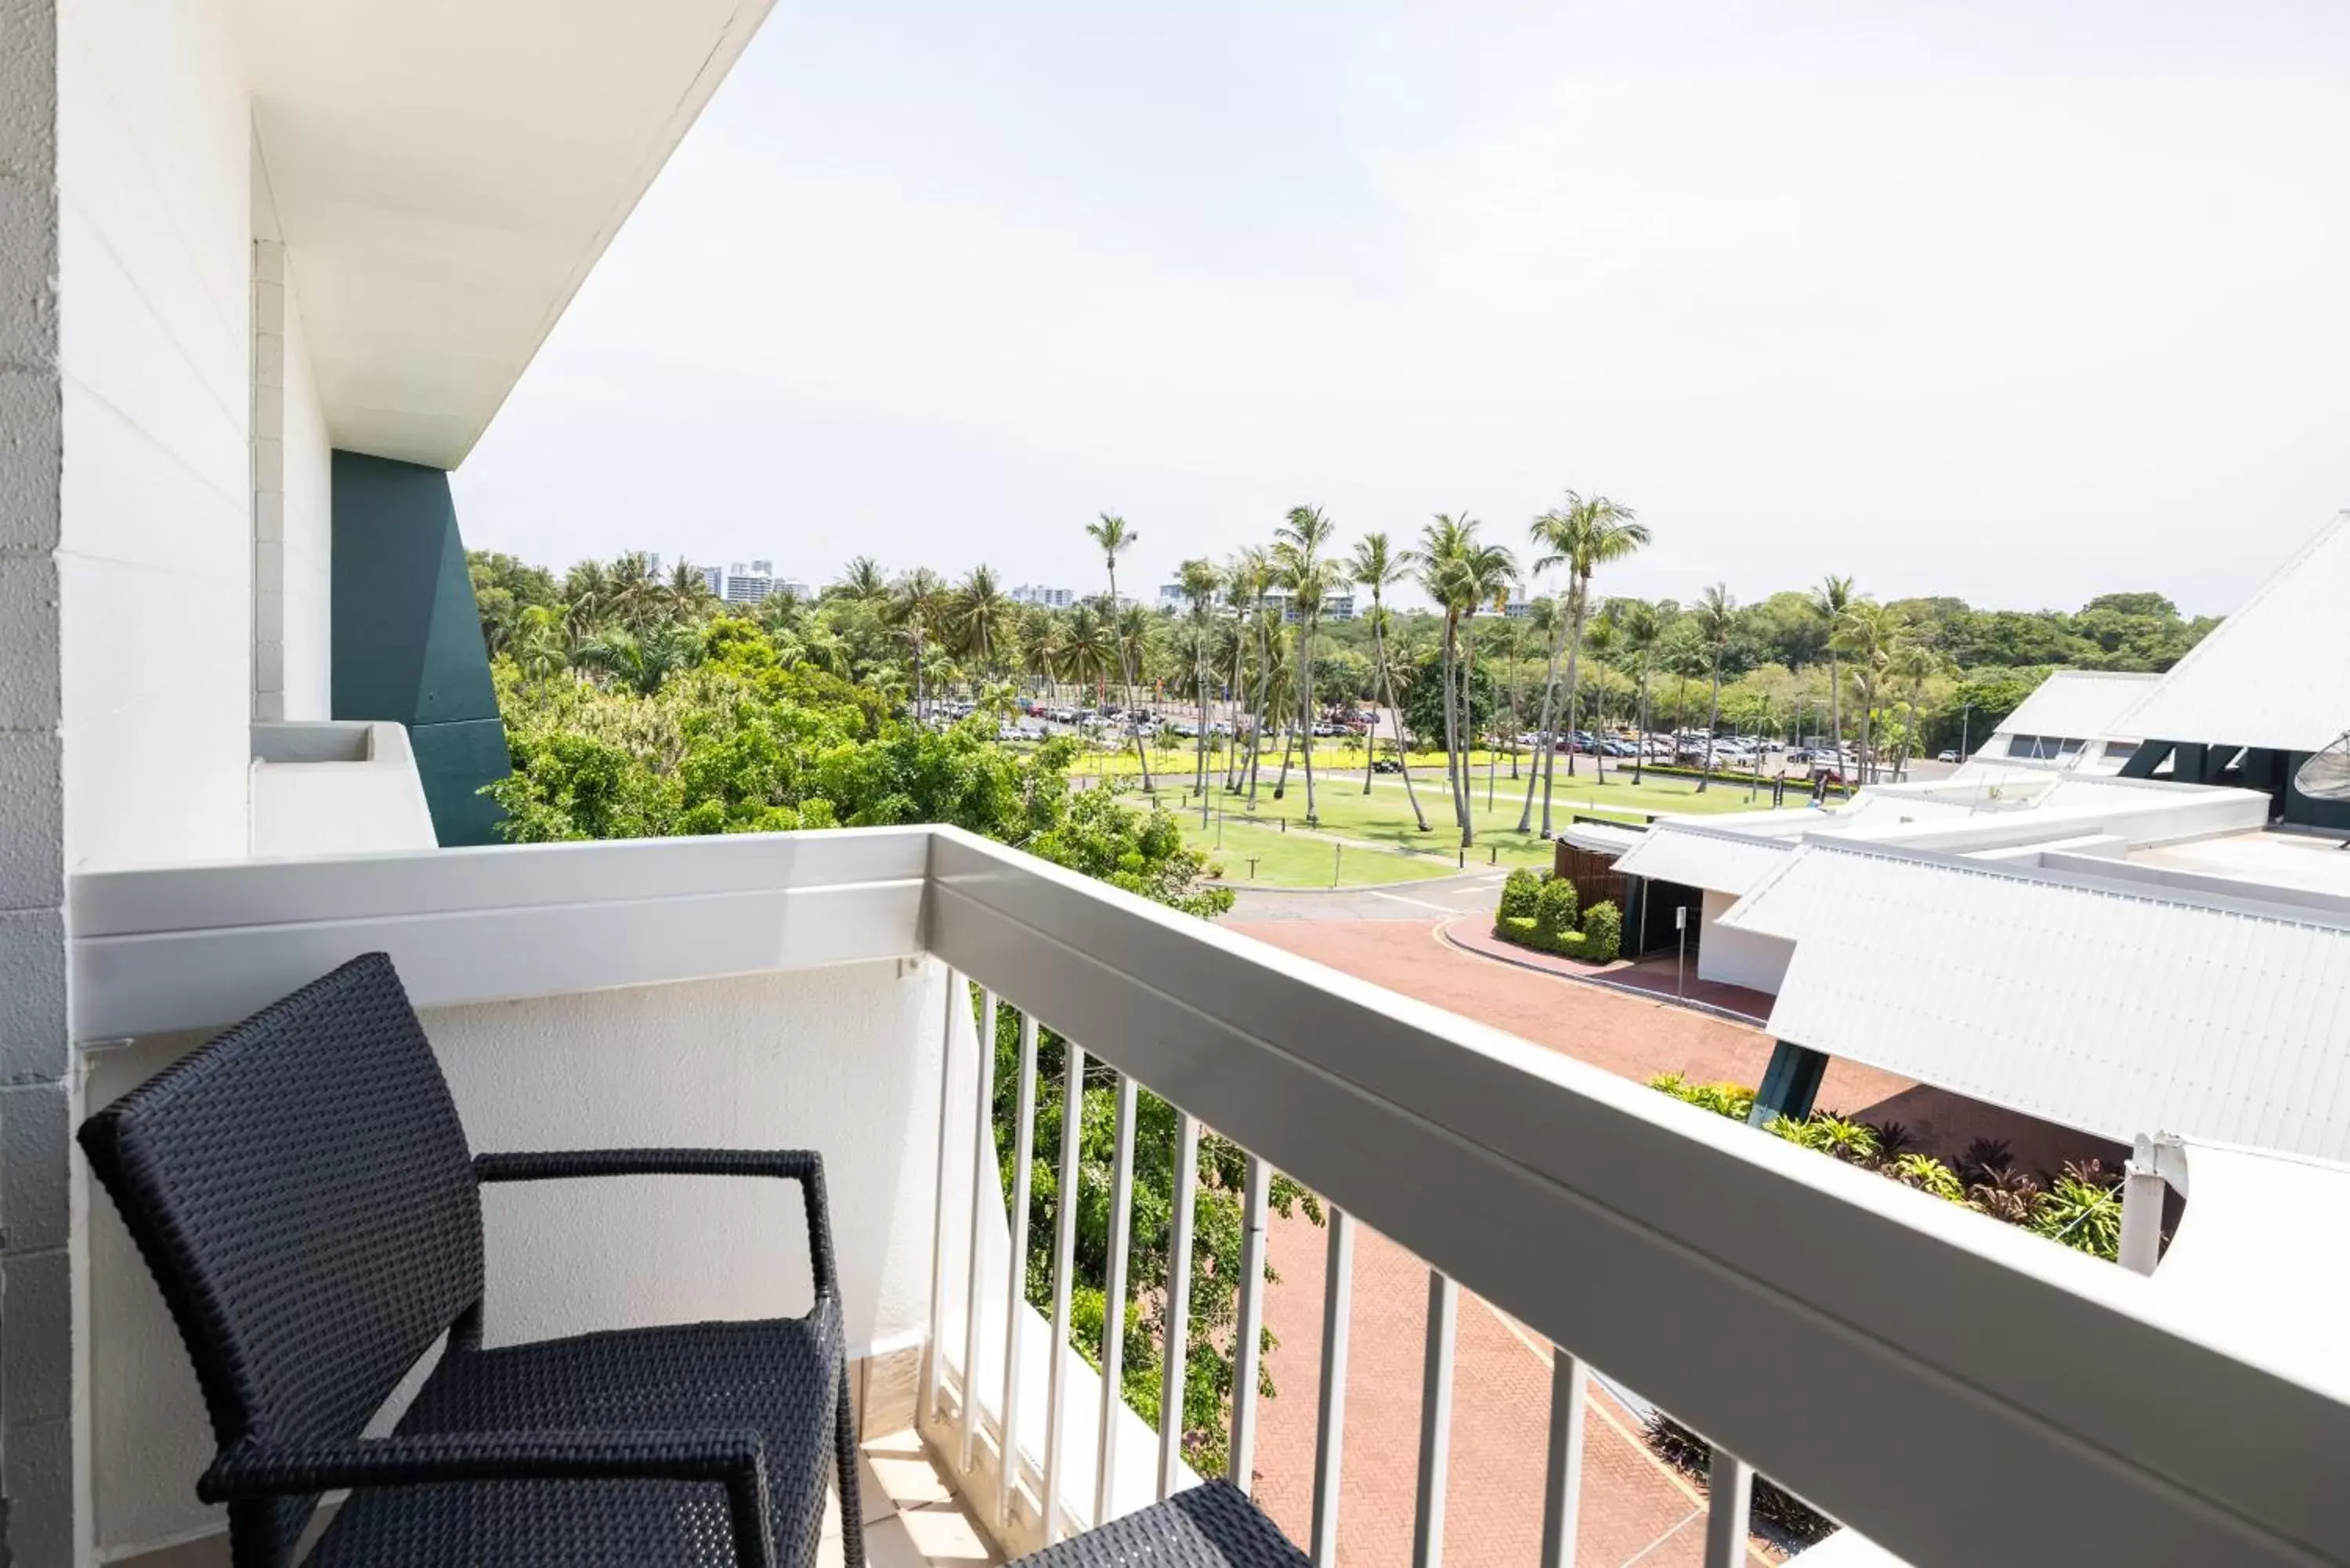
[1156,583,1187,612]
[721,560,776,604]
[1258,586,1355,623]
[1010,584,1078,609]
[700,565,724,596]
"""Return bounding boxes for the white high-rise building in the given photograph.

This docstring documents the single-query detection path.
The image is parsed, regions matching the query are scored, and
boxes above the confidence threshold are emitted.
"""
[1009,583,1077,609]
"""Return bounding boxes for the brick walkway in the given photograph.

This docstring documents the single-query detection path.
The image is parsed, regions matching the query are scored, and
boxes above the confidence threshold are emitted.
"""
[1220,916,2117,1566]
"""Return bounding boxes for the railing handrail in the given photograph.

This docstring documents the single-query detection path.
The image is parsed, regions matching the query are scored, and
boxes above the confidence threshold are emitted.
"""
[65,824,2350,1566]
[922,824,2350,1568]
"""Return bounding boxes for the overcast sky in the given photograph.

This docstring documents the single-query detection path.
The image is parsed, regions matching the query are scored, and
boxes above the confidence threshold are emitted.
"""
[451,0,2349,616]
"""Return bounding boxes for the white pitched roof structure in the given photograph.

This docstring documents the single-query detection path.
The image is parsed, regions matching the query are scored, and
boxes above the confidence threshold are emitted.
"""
[1722,843,2350,1158]
[2110,516,2350,754]
[1612,822,1797,895]
[1991,670,2159,744]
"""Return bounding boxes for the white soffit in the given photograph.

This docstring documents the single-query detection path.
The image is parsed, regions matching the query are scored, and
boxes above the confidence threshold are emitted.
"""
[1992,670,2160,743]
[1744,845,2350,1158]
[2110,516,2350,755]
[233,0,774,468]
[1613,823,1795,895]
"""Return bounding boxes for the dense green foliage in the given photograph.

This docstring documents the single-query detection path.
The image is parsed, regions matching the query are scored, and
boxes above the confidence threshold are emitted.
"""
[1491,872,1623,963]
[983,1004,1321,1472]
[1648,1074,2124,1261]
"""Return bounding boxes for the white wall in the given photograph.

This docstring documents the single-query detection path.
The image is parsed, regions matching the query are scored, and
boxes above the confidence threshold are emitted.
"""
[85,959,956,1556]
[276,265,331,719]
[56,0,253,870]
[1697,887,1794,996]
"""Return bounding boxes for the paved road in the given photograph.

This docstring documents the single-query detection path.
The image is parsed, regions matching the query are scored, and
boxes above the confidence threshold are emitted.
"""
[1225,869,1513,922]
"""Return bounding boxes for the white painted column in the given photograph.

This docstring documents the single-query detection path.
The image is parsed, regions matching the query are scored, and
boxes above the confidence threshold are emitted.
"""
[251,239,289,722]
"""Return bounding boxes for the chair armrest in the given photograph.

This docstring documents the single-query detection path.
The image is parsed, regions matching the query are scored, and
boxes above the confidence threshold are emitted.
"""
[473,1148,837,1300]
[200,1429,776,1568]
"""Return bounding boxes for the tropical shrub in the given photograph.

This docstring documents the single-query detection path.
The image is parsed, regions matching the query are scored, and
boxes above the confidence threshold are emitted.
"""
[1493,874,1620,962]
[1533,875,1581,941]
[1642,1413,1835,1548]
[1647,1074,2125,1262]
[1650,1073,1755,1121]
[1498,866,1544,921]
[1579,899,1623,962]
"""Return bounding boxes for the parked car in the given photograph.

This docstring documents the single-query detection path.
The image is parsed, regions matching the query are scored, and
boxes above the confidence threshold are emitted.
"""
[1936,749,1959,763]
[1372,757,1404,774]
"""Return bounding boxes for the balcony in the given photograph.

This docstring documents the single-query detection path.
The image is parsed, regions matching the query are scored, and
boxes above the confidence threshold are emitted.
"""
[65,826,2350,1567]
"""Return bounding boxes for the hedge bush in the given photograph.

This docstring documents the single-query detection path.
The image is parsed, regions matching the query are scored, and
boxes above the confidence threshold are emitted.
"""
[1532,875,1581,940]
[1498,866,1543,921]
[1491,870,1622,963]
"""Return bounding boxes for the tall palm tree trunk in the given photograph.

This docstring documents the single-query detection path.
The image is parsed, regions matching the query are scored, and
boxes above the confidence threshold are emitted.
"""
[1298,625,1318,824]
[1698,660,1723,793]
[1543,610,1585,836]
[1517,620,1565,831]
[1633,667,1650,785]
[1383,657,1430,830]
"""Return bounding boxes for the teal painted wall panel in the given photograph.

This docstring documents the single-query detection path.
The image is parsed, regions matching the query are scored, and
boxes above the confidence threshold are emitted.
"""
[331,450,509,845]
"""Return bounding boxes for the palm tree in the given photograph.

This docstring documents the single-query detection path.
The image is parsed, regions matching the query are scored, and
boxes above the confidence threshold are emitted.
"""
[1177,558,1221,800]
[1524,493,1648,834]
[1349,533,1430,829]
[885,569,947,722]
[1084,512,1152,789]
[837,555,890,603]
[1221,551,1267,789]
[1610,599,1663,785]
[1455,551,1517,822]
[1274,507,1338,824]
[1406,515,1513,846]
[1692,585,1737,791]
[952,565,1014,678]
[1888,637,1944,781]
[1058,602,1114,705]
[1810,574,1855,765]
[1831,600,1900,784]
[1581,616,1620,784]
[1246,602,1285,810]
[511,604,569,681]
[1513,596,1565,832]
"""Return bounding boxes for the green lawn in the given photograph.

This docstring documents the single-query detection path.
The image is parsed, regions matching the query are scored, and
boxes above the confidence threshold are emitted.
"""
[1177,815,1461,888]
[1142,761,1813,887]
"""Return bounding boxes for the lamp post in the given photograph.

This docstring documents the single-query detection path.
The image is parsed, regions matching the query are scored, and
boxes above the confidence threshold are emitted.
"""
[1960,703,1972,760]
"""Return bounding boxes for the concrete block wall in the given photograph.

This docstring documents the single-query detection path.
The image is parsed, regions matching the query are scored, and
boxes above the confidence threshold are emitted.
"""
[0,0,75,1559]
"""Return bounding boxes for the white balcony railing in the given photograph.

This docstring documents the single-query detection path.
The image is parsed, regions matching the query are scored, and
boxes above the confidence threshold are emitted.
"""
[67,825,2350,1568]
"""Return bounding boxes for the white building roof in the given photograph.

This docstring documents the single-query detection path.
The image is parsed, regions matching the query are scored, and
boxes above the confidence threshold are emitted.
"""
[1722,843,2350,1158]
[239,0,774,466]
[1612,822,1797,896]
[1991,670,2159,744]
[2110,516,2350,754]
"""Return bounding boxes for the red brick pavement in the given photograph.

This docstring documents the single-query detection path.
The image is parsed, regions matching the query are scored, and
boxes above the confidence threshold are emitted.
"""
[1220,916,2118,1566]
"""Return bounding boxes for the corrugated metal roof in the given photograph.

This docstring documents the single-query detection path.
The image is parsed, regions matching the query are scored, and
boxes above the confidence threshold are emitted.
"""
[1731,843,2350,1159]
[2110,516,2350,753]
[1613,823,1795,894]
[1990,670,2160,745]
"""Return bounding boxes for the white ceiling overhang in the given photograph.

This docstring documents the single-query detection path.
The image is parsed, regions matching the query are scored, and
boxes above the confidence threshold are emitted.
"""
[233,0,773,468]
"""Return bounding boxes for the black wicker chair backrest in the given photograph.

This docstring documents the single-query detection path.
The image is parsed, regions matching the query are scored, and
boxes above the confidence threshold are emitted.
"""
[80,952,485,1561]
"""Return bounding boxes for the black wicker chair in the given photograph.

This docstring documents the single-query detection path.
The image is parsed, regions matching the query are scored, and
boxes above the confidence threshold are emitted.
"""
[79,952,864,1568]
[1007,1481,1309,1567]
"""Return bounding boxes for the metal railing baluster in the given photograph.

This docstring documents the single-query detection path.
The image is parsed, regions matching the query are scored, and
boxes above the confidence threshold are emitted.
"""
[1093,1072,1139,1526]
[999,1010,1038,1527]
[1226,1154,1271,1494]
[1538,1351,1587,1568]
[1411,1271,1458,1568]
[1156,1111,1199,1501]
[959,990,999,1472]
[923,971,962,1426]
[1705,1447,1754,1568]
[1039,1039,1086,1545]
[1310,1209,1355,1568]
